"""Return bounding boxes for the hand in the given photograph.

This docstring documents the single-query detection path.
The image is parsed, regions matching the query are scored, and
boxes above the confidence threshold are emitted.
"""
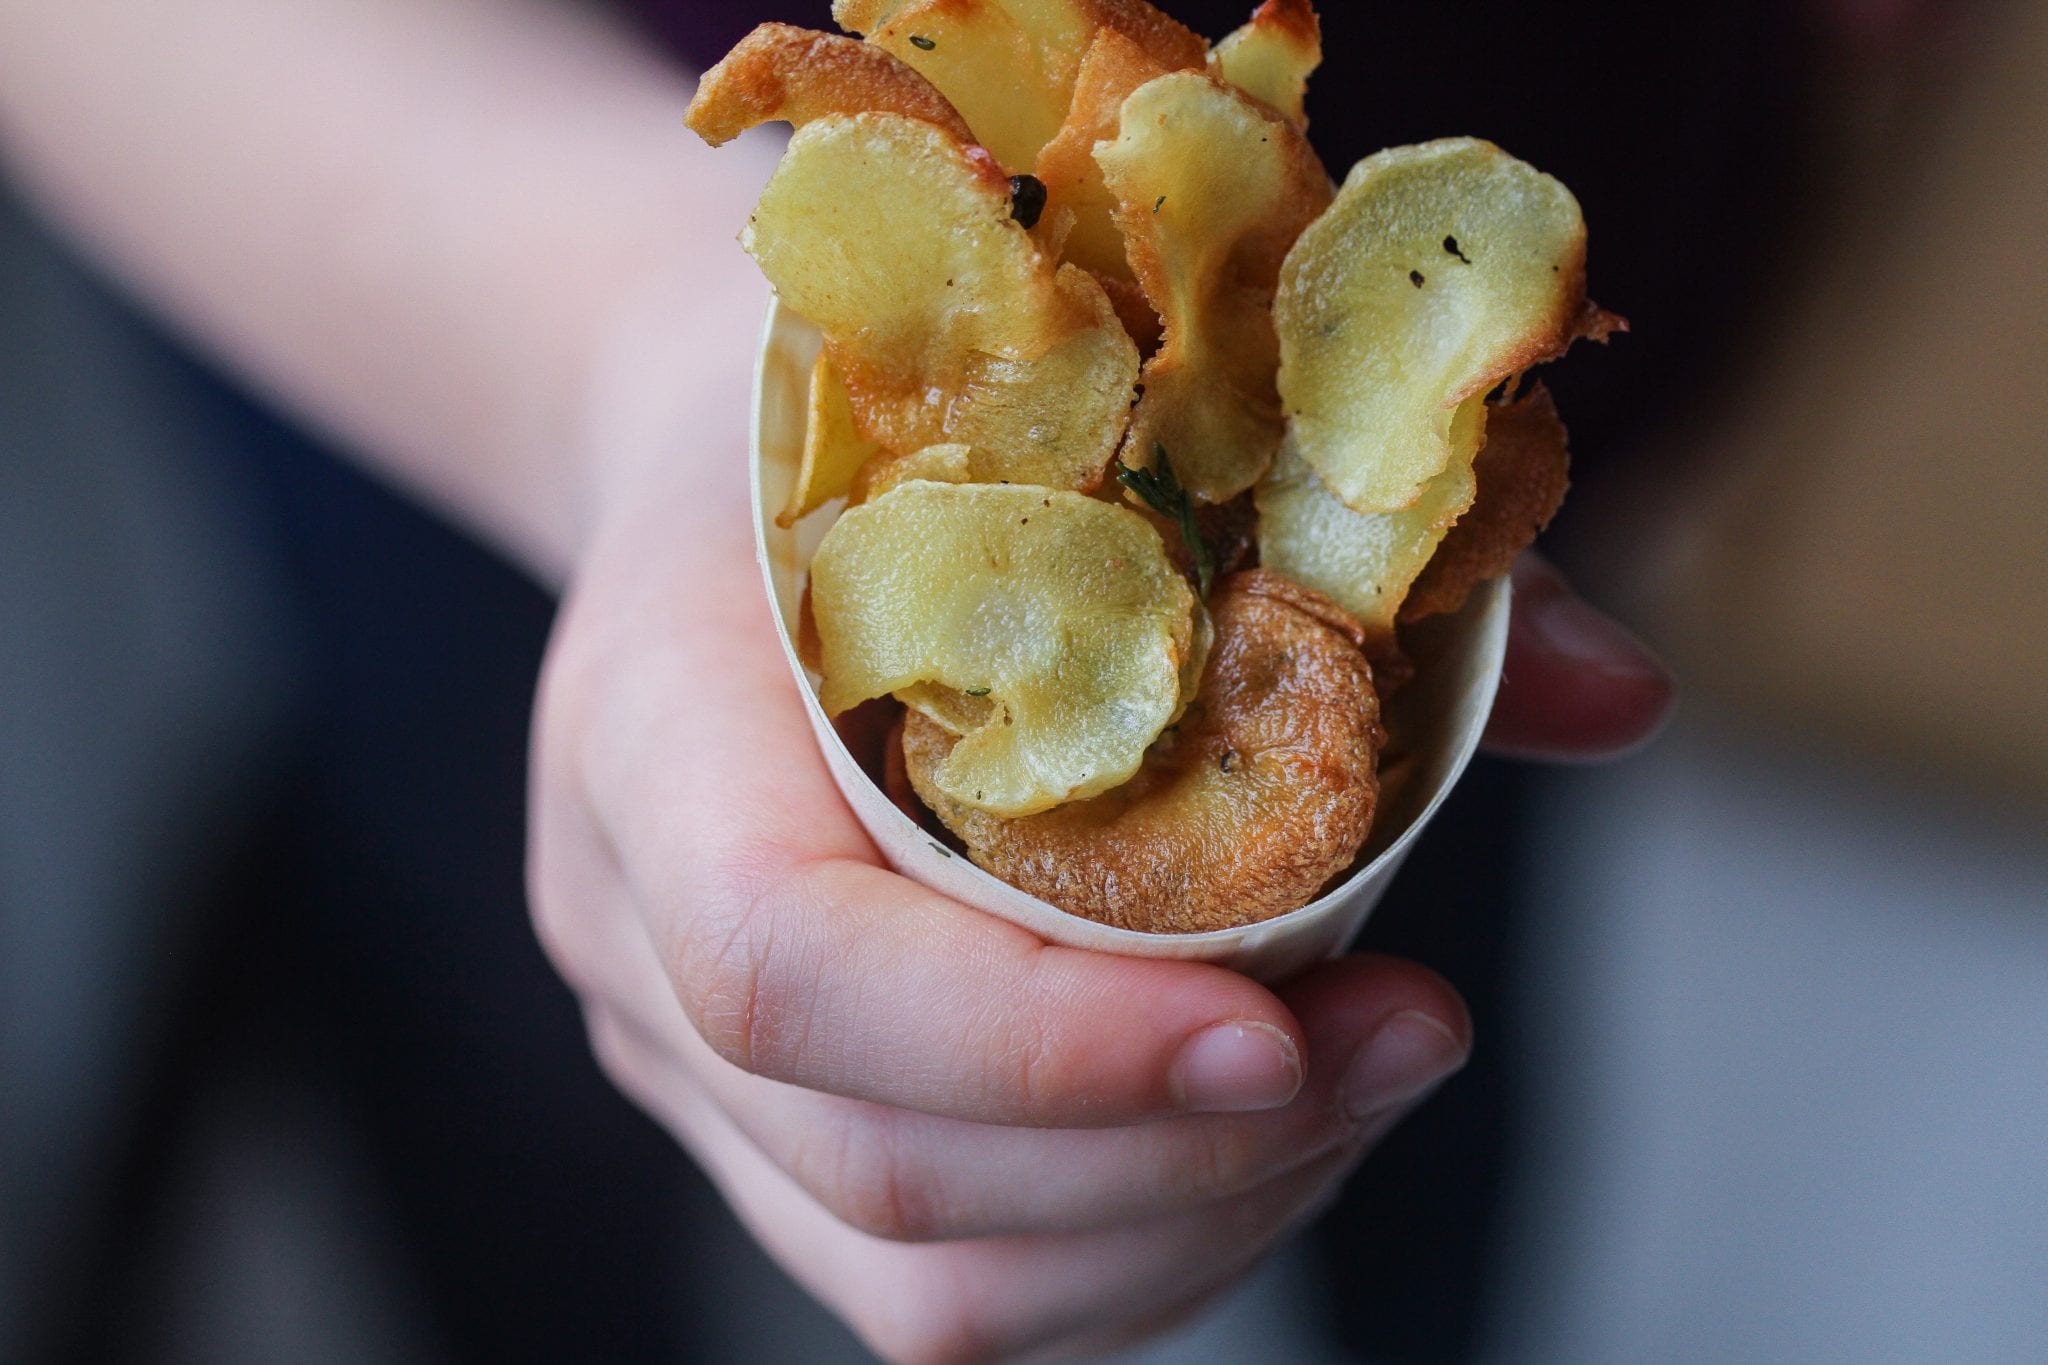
[529,349,1671,1360]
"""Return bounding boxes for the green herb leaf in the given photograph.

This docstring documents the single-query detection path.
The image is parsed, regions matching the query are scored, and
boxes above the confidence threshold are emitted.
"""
[964,686,992,697]
[1115,445,1215,599]
[909,34,936,50]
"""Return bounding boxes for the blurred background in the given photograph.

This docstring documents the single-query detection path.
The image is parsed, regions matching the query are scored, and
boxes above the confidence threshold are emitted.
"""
[4,0,2044,1360]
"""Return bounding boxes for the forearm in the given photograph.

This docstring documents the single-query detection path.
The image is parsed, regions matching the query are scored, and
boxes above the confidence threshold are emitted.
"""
[0,0,774,583]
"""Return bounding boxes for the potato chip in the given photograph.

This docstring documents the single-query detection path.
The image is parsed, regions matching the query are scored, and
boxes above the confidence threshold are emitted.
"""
[684,23,974,147]
[777,353,883,528]
[1254,396,1486,645]
[746,114,1138,489]
[1210,0,1321,128]
[810,481,1196,816]
[848,441,971,505]
[900,569,1380,932]
[1275,137,1587,514]
[1402,384,1570,621]
[1097,72,1332,503]
[838,0,1206,172]
[1032,29,1176,281]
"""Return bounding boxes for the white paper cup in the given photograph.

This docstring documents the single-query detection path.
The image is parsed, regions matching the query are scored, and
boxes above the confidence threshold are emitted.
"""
[753,301,1510,982]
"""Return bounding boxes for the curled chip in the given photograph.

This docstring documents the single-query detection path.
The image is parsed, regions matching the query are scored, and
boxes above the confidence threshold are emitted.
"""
[779,353,883,527]
[902,570,1381,932]
[1209,0,1320,128]
[1098,72,1332,503]
[1254,397,1485,645]
[1402,384,1571,621]
[1276,137,1587,514]
[1032,28,1177,282]
[810,481,1198,816]
[836,0,1207,172]
[745,114,1138,490]
[684,23,974,146]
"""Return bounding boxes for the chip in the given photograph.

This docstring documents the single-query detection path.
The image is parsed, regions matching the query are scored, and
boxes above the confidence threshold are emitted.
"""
[1253,396,1486,645]
[684,23,974,147]
[1402,384,1571,621]
[835,0,1207,173]
[746,114,1138,489]
[779,353,884,527]
[1209,0,1321,128]
[810,481,1198,816]
[1097,72,1332,503]
[1032,28,1177,282]
[848,441,972,505]
[1275,137,1587,514]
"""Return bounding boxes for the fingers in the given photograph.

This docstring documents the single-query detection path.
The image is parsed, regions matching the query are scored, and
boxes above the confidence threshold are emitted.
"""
[600,954,1465,1242]
[1485,555,1675,761]
[660,854,1312,1126]
[590,1006,1395,1365]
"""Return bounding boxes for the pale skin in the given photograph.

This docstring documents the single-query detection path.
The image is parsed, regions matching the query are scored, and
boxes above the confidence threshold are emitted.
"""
[0,1,1672,1359]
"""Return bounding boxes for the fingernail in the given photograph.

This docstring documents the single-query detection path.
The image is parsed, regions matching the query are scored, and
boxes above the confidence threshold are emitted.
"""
[1171,1021,1303,1113]
[1342,1011,1468,1122]
[1526,587,1669,685]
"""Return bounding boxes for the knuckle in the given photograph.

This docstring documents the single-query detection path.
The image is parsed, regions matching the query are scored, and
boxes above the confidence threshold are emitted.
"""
[662,856,808,1077]
[788,1114,942,1244]
[1165,1125,1266,1206]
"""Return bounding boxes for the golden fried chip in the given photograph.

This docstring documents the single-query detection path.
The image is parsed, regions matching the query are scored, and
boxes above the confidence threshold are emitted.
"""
[848,441,972,505]
[747,114,1138,489]
[1209,0,1321,128]
[811,481,1197,816]
[1275,138,1587,513]
[903,569,1381,932]
[779,353,884,528]
[1032,29,1176,281]
[839,0,1206,172]
[1402,384,1570,621]
[684,23,974,147]
[1253,397,1486,645]
[1097,72,1332,503]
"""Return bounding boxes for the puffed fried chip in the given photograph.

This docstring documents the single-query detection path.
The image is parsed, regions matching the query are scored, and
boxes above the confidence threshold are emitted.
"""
[779,353,884,527]
[684,23,974,147]
[1275,137,1587,514]
[901,569,1380,932]
[1402,384,1570,621]
[1032,28,1177,282]
[1209,0,1320,128]
[811,481,1198,816]
[836,0,1206,172]
[1254,396,1486,644]
[747,114,1138,490]
[1098,72,1332,503]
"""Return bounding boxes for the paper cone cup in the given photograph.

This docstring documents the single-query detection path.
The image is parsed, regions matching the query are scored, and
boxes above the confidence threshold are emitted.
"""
[753,301,1510,983]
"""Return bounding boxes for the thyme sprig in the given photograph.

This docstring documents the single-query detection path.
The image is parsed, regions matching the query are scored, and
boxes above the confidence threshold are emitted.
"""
[1115,444,1215,599]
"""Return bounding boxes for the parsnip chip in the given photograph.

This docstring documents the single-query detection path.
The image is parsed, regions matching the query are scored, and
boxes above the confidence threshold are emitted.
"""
[840,0,1206,172]
[849,441,971,505]
[1254,397,1486,645]
[1275,137,1587,514]
[1032,29,1175,282]
[747,114,1138,490]
[684,23,973,147]
[810,481,1197,816]
[1098,72,1332,503]
[780,353,883,527]
[1402,384,1570,621]
[1210,0,1321,128]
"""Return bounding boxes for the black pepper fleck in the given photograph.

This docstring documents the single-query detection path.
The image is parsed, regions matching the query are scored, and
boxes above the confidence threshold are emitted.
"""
[1410,270,1426,288]
[1153,195,1166,213]
[909,34,936,49]
[1219,749,1239,773]
[1443,234,1470,263]
[928,842,952,858]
